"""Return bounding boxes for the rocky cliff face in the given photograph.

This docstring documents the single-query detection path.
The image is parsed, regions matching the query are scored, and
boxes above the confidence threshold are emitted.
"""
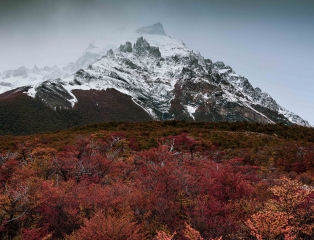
[0,23,311,129]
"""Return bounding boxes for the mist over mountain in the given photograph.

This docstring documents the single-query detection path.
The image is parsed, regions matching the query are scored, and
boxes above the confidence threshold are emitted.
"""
[0,22,311,135]
[136,22,167,35]
[0,0,313,126]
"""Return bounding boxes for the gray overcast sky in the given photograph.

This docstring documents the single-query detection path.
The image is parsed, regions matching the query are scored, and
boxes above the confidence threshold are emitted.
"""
[0,0,313,125]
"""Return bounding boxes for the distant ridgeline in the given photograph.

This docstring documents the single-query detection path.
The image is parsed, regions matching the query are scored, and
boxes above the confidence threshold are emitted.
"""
[0,23,310,136]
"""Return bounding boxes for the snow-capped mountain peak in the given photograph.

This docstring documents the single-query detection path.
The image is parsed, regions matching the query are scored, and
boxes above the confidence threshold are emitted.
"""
[0,23,311,127]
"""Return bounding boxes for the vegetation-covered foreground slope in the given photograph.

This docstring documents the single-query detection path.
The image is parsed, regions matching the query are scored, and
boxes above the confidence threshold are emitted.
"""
[1,121,314,239]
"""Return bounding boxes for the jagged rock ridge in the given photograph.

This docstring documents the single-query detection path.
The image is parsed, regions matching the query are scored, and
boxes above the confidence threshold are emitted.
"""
[0,23,310,128]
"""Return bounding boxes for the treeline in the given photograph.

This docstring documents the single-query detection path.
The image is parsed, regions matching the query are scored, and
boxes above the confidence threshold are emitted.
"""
[1,121,314,179]
[1,126,314,239]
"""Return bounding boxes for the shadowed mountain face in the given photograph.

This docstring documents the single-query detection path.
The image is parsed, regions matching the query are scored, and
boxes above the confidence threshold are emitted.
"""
[0,23,311,135]
[0,88,152,135]
[71,89,152,123]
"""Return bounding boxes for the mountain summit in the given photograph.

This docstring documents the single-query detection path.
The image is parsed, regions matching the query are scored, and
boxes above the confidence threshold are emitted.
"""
[0,23,311,135]
[136,22,166,35]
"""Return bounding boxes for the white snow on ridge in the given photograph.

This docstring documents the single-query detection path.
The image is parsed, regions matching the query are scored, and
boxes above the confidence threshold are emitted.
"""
[0,75,45,94]
[221,71,311,126]
[186,105,197,120]
[91,28,191,58]
[218,69,230,74]
[229,73,239,77]
[0,66,69,94]
[278,106,310,127]
[0,23,310,127]
[27,86,36,98]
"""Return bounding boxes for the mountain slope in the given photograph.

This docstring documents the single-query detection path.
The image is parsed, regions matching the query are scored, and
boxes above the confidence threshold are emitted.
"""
[0,86,152,135]
[0,23,310,134]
